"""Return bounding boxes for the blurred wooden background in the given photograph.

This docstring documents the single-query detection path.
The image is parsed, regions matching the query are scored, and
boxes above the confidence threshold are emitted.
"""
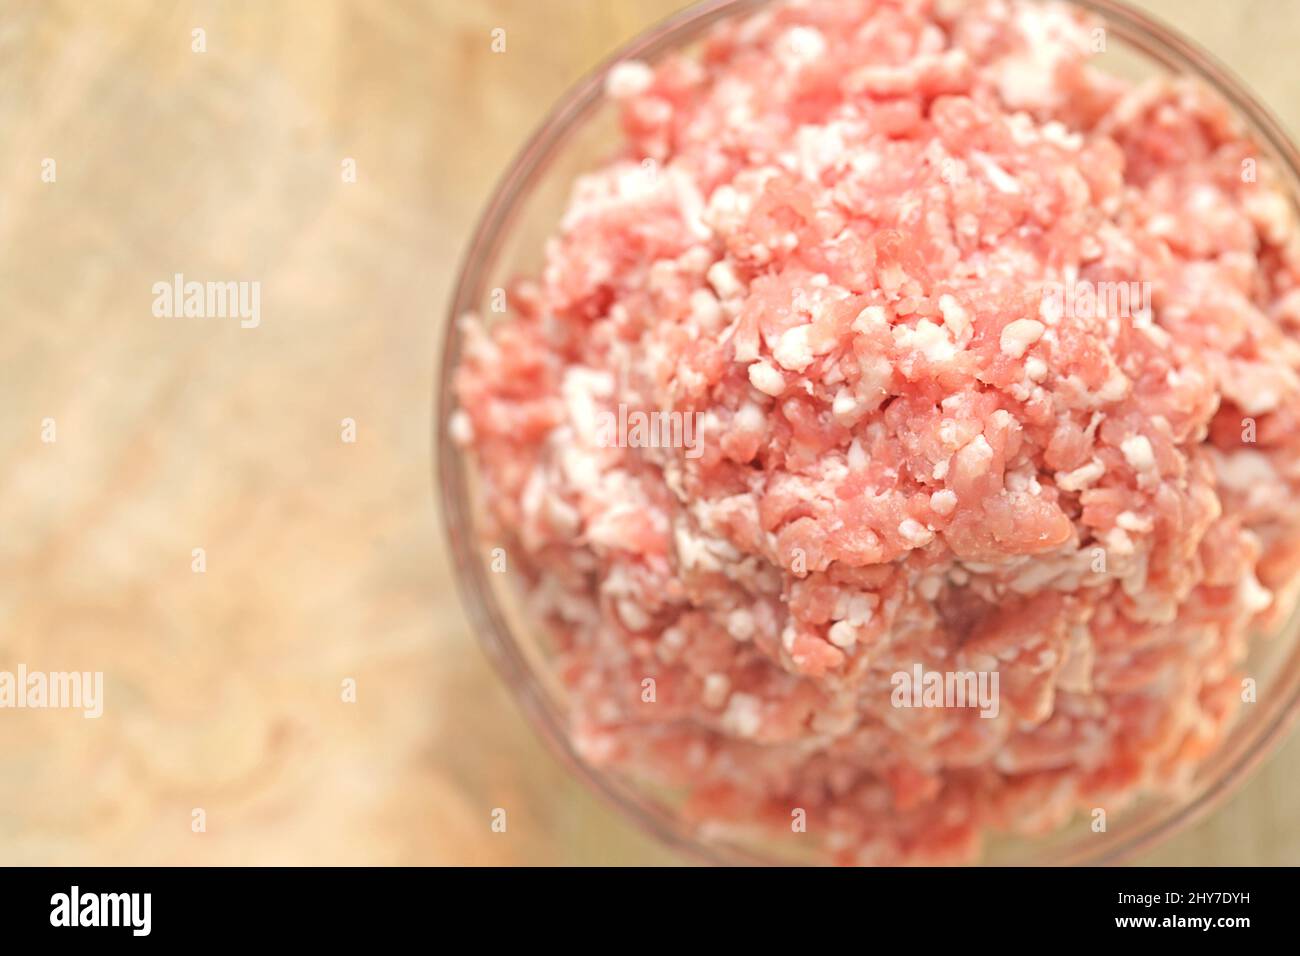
[0,0,1297,865]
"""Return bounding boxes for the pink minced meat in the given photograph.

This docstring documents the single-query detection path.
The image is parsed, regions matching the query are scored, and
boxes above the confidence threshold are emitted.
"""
[454,0,1300,863]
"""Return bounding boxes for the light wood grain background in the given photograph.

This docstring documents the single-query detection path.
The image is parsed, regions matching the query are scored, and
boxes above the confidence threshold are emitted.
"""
[1,0,1297,865]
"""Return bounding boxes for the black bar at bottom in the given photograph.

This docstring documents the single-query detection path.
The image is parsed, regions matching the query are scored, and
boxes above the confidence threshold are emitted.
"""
[0,865,1277,942]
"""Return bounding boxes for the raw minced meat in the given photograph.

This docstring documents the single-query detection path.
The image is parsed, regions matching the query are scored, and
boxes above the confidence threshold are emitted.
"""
[452,0,1300,864]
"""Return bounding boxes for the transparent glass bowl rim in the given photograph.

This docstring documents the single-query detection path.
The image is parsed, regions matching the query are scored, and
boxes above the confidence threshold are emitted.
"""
[437,0,1300,865]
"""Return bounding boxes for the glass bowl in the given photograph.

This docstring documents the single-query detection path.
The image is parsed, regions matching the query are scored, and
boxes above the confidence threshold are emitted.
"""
[437,0,1300,865]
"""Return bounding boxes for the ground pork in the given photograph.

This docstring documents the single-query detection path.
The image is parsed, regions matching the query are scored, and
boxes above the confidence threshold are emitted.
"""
[453,0,1300,864]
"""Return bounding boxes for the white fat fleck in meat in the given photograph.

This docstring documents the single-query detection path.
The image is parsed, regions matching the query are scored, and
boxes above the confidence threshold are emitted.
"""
[561,367,617,442]
[955,434,994,476]
[448,409,474,445]
[689,288,723,330]
[605,60,654,99]
[1104,526,1135,557]
[938,294,971,340]
[1239,388,1281,416]
[702,672,731,708]
[1239,571,1273,614]
[846,594,874,626]
[970,150,1023,194]
[721,692,763,738]
[730,320,761,364]
[603,59,650,98]
[827,620,857,648]
[656,626,686,663]
[1000,318,1045,358]
[707,259,744,299]
[733,401,766,436]
[930,489,958,515]
[1115,511,1152,533]
[673,520,723,572]
[726,608,756,642]
[1005,463,1042,495]
[704,183,745,230]
[897,319,957,363]
[773,323,815,371]
[748,360,787,395]
[856,355,893,410]
[1120,435,1156,473]
[1213,449,1277,491]
[617,598,651,631]
[792,121,849,180]
[852,305,888,332]
[847,438,868,471]
[781,25,827,64]
[898,518,935,547]
[832,387,861,424]
[1056,458,1105,492]
[1097,366,1130,402]
[560,440,603,490]
[991,0,1087,110]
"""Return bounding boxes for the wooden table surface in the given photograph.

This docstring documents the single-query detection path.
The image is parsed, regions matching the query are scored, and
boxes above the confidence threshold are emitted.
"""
[2,0,1297,866]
